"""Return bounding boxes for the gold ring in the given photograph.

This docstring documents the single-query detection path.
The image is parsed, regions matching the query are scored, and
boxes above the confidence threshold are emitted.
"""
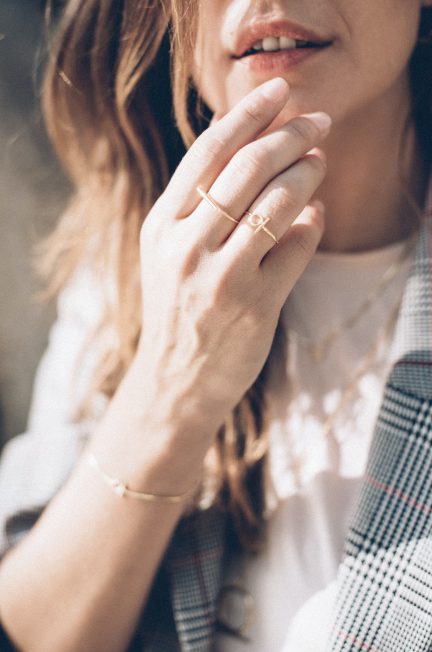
[245,210,279,244]
[196,187,240,225]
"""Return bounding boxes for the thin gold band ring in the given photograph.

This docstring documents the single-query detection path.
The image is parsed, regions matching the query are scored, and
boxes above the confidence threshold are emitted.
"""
[196,187,240,224]
[196,186,279,245]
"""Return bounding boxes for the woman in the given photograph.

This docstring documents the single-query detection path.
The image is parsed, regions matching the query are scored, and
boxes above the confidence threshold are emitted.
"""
[0,0,431,650]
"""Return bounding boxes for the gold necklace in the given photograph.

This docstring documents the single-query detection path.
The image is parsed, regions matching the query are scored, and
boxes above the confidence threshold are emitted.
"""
[292,235,415,363]
[288,295,403,486]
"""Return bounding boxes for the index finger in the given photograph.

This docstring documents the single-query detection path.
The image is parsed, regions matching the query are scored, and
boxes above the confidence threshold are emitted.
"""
[163,78,290,215]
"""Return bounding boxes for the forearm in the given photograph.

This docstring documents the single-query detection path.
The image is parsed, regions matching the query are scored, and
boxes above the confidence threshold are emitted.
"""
[0,462,183,652]
[0,358,213,652]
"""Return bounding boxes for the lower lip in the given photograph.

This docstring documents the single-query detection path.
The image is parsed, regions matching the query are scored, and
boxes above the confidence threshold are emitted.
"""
[235,46,330,73]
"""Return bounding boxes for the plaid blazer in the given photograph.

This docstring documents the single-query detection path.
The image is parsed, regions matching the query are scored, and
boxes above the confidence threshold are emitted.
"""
[1,216,431,651]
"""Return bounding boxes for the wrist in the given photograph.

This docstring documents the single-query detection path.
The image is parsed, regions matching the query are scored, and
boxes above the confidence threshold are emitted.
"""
[88,354,220,496]
[128,348,225,438]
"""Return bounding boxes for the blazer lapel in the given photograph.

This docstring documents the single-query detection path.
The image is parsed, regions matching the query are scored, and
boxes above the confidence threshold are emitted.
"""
[328,215,432,652]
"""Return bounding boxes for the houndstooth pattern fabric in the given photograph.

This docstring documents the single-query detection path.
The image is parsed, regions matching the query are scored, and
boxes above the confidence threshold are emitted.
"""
[126,508,226,652]
[326,217,432,652]
[327,388,432,652]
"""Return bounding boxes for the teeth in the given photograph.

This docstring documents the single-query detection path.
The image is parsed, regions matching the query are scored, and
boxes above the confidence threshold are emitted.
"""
[262,36,280,52]
[280,36,297,49]
[252,36,298,52]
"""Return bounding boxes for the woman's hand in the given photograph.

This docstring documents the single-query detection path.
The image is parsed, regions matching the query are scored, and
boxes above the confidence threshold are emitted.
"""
[0,80,331,652]
[136,77,330,436]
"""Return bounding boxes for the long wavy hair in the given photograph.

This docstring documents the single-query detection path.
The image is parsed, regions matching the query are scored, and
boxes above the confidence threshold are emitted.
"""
[39,1,432,550]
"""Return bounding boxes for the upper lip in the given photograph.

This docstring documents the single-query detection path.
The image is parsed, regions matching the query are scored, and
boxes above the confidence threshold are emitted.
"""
[232,18,334,58]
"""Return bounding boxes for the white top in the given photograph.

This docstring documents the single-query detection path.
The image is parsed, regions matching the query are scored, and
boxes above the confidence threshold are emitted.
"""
[215,237,413,652]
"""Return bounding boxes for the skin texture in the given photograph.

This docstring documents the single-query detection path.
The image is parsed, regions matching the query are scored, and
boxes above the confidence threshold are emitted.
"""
[196,0,428,124]
[0,2,431,651]
[195,0,432,251]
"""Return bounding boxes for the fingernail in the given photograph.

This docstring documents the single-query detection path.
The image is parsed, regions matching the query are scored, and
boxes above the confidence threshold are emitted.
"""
[259,77,289,102]
[311,199,325,214]
[303,111,332,135]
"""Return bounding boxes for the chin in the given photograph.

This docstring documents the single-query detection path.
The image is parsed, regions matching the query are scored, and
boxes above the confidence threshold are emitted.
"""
[224,80,333,119]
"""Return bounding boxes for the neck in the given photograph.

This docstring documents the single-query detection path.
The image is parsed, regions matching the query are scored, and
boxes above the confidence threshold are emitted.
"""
[316,78,429,253]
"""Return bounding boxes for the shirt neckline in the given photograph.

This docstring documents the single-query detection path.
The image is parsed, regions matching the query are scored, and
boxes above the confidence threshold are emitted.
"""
[311,234,415,270]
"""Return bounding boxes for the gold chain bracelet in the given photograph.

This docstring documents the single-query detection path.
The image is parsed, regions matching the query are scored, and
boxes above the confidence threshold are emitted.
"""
[86,452,191,504]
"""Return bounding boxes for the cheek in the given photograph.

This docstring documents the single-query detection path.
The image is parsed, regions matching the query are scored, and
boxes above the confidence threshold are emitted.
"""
[332,7,420,116]
[193,5,231,114]
[352,8,419,81]
[193,47,229,114]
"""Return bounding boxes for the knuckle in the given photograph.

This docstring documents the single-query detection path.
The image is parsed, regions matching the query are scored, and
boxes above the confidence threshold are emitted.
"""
[275,186,298,214]
[288,117,319,144]
[243,99,265,125]
[233,144,268,178]
[292,225,318,257]
[213,261,238,297]
[175,229,210,275]
[191,130,227,164]
[304,154,327,176]
[179,245,202,278]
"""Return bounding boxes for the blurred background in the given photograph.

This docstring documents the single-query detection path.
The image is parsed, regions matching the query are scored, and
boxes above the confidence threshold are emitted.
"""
[0,1,69,447]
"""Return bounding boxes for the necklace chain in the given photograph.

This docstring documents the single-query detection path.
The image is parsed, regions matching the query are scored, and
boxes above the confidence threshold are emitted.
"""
[288,293,403,487]
[292,234,416,363]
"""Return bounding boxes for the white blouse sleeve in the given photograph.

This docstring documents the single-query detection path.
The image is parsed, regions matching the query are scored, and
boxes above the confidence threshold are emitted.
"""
[0,266,111,558]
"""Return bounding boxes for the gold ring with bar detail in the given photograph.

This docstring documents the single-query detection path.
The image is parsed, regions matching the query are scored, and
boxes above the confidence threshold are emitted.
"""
[245,210,279,244]
[196,187,240,225]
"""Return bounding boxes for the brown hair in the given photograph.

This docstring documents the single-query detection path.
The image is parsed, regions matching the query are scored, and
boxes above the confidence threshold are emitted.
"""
[40,1,432,550]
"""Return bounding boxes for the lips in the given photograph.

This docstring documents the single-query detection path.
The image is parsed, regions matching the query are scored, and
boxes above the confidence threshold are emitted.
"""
[232,19,334,60]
